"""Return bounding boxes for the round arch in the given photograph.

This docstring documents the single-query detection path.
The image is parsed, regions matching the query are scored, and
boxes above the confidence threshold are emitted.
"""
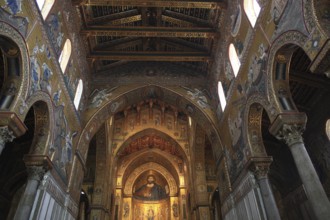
[70,85,225,199]
[77,85,223,162]
[24,91,54,155]
[0,22,30,114]
[303,0,329,36]
[266,31,310,115]
[118,148,182,185]
[243,95,273,157]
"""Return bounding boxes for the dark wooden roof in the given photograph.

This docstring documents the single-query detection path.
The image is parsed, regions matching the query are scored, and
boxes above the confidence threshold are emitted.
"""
[75,0,225,76]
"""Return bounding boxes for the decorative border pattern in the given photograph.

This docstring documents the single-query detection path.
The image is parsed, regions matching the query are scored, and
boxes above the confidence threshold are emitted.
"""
[76,85,223,162]
[117,149,182,184]
[243,95,271,156]
[24,91,55,154]
[303,0,318,34]
[0,21,30,115]
[266,31,308,116]
[27,0,81,126]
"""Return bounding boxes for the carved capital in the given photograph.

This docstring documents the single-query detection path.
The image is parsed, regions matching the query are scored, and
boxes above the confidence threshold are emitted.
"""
[26,166,47,181]
[24,155,52,182]
[269,113,307,146]
[0,112,27,137]
[276,124,305,146]
[0,126,15,145]
[248,157,273,179]
[23,155,53,170]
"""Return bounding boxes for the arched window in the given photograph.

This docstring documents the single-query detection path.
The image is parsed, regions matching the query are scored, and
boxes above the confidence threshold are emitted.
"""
[326,119,330,140]
[36,0,55,19]
[59,39,72,73]
[218,81,227,111]
[244,0,261,27]
[229,44,241,77]
[74,79,83,109]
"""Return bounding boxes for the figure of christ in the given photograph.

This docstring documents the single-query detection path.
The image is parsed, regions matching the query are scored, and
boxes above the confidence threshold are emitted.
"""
[134,175,168,200]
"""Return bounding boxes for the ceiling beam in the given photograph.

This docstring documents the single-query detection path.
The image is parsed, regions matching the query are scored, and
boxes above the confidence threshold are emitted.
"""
[82,26,218,38]
[162,38,208,52]
[85,0,226,9]
[87,52,211,62]
[96,39,143,51]
[163,10,210,27]
[88,9,140,25]
[161,15,195,27]
[100,15,142,26]
[94,37,140,50]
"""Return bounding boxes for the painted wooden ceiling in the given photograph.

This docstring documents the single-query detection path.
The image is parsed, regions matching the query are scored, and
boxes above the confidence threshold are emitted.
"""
[75,0,226,75]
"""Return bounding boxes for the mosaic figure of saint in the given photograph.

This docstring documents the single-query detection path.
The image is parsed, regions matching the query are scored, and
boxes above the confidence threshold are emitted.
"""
[146,207,155,220]
[134,175,167,200]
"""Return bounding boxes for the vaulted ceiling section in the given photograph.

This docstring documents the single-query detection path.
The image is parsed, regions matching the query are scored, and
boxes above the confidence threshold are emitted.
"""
[76,0,225,75]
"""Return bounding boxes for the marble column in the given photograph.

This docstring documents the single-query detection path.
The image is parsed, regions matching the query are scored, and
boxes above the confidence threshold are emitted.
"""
[14,166,46,220]
[249,157,281,220]
[0,126,15,155]
[270,113,330,220]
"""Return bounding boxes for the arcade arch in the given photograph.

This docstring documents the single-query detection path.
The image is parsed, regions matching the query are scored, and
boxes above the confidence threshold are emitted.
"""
[243,38,330,219]
[0,100,52,219]
[0,24,30,113]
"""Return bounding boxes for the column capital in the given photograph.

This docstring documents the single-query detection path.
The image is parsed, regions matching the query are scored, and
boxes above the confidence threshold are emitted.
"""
[0,125,15,145]
[23,154,53,169]
[247,156,273,179]
[24,155,52,181]
[26,166,47,181]
[269,113,307,146]
[0,112,27,137]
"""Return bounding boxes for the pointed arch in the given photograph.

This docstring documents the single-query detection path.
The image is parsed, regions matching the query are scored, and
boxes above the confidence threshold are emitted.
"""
[116,128,188,161]
[70,85,226,202]
[76,85,224,162]
[117,149,182,183]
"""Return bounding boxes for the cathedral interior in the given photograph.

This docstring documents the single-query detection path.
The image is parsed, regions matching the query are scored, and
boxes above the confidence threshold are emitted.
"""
[0,0,330,220]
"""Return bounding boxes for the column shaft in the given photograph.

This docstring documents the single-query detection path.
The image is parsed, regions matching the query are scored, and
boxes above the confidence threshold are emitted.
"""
[290,141,330,220]
[269,114,330,220]
[249,157,281,220]
[258,177,281,220]
[13,179,39,220]
[14,166,45,220]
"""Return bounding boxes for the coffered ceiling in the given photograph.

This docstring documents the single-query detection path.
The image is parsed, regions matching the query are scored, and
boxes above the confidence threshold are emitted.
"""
[75,0,225,75]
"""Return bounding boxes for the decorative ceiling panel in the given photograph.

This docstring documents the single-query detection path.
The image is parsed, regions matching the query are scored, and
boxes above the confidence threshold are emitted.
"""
[78,1,224,75]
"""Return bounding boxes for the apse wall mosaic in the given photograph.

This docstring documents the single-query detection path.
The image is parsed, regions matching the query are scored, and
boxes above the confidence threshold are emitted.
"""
[1,0,330,219]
